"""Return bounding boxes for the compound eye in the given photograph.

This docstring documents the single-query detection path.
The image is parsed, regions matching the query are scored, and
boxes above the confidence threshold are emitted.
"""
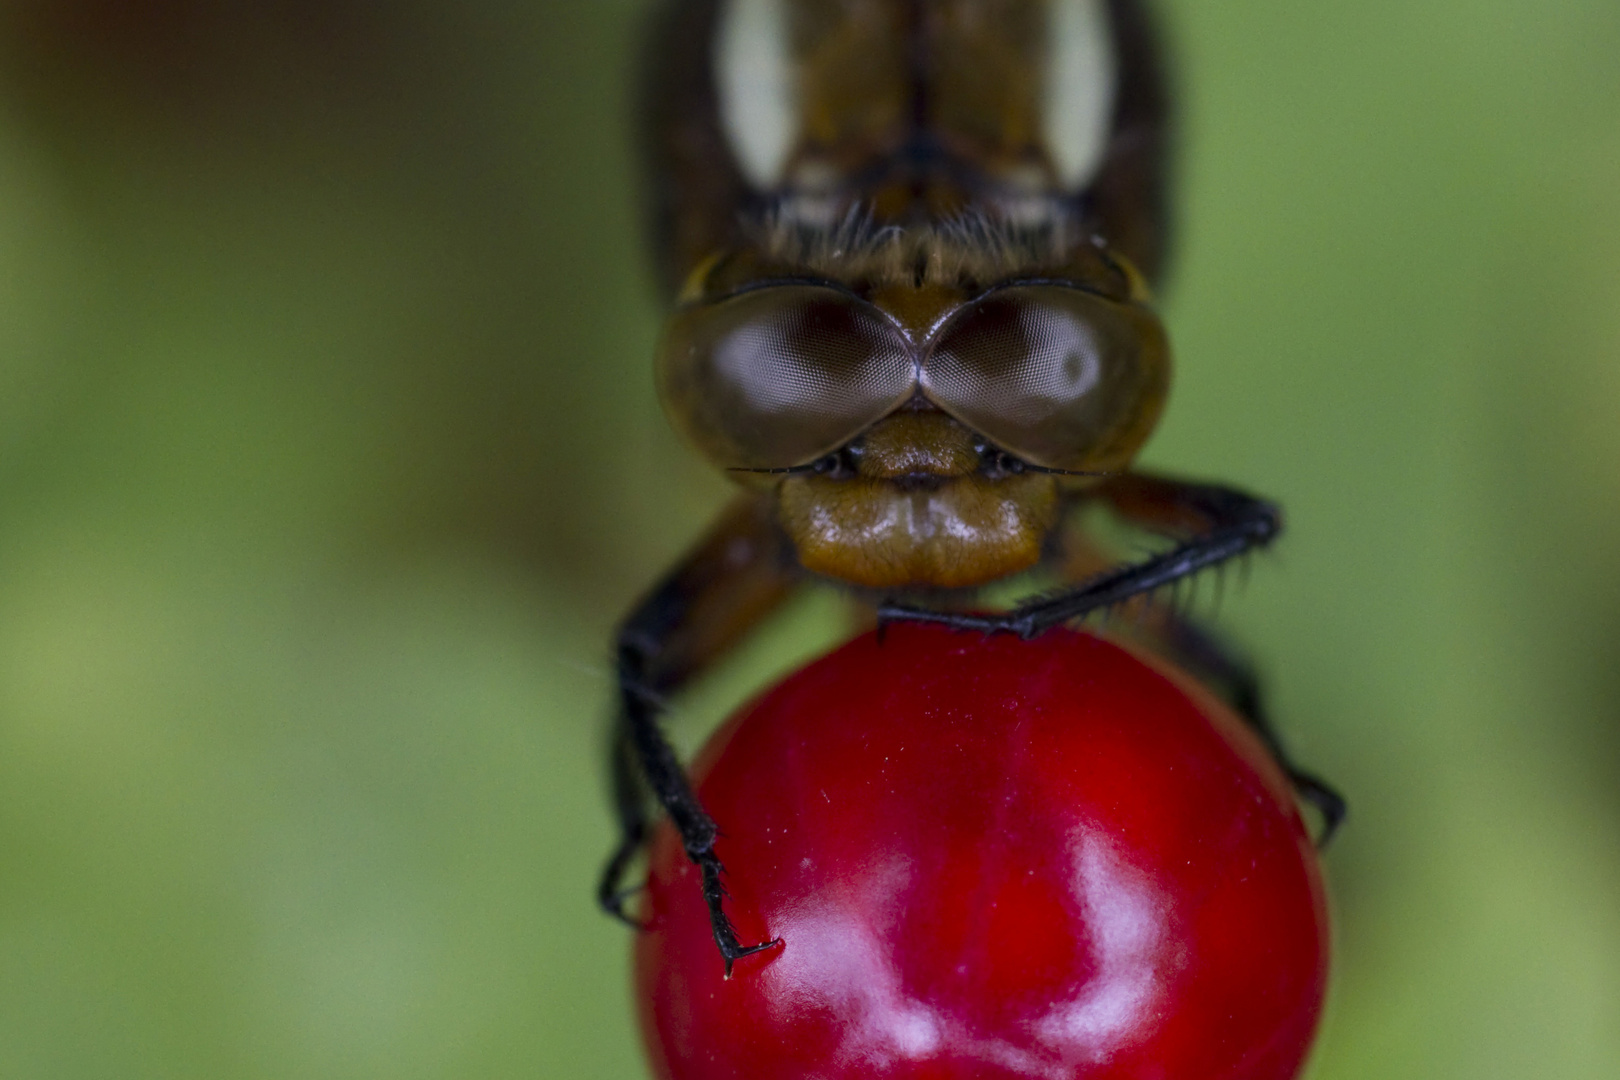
[657,285,917,470]
[920,285,1170,473]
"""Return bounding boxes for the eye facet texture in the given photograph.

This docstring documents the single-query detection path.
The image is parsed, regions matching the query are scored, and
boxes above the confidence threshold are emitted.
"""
[657,286,916,470]
[659,283,1168,474]
[923,286,1170,472]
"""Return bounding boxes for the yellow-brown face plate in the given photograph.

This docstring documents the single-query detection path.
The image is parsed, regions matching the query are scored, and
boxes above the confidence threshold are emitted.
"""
[775,412,1061,589]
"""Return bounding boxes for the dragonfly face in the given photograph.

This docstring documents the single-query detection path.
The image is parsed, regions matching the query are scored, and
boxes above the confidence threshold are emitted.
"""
[648,0,1172,589]
[606,0,1339,973]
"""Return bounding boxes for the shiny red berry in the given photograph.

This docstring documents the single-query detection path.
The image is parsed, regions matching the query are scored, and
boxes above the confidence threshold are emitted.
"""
[635,624,1329,1080]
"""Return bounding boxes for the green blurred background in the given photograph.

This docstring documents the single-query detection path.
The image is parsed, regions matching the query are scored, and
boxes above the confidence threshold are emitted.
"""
[0,1,1615,1076]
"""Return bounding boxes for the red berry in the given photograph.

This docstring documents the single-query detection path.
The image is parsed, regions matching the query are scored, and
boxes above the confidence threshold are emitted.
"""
[635,624,1329,1080]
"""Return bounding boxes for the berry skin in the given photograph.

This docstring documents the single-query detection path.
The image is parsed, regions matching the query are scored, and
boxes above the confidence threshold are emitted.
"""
[635,624,1329,1080]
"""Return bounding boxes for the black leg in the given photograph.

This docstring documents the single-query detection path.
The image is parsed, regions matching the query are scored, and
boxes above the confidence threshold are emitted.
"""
[595,494,796,973]
[611,650,781,973]
[874,470,1339,842]
[1153,617,1346,848]
[597,723,651,927]
[877,474,1280,638]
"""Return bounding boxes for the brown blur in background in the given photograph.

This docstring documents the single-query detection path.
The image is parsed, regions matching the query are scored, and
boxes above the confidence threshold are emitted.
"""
[0,2,1616,1077]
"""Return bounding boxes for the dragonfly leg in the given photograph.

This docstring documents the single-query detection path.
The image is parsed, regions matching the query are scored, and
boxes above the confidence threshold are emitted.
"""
[598,724,652,926]
[597,493,796,974]
[875,470,1339,844]
[1150,616,1346,847]
[877,471,1281,638]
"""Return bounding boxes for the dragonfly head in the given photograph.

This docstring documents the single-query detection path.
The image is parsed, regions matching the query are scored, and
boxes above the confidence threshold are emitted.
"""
[655,226,1169,589]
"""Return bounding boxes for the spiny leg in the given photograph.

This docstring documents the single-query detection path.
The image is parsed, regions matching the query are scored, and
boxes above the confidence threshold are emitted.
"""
[877,472,1281,637]
[614,657,773,970]
[1063,473,1342,841]
[1153,616,1346,847]
[598,723,651,926]
[598,493,798,974]
[874,469,1338,839]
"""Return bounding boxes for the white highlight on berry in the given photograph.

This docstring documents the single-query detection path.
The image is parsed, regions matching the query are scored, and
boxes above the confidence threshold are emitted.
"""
[1036,828,1170,1057]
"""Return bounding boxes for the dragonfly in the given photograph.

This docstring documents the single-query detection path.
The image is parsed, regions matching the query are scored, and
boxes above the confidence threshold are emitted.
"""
[600,0,1343,972]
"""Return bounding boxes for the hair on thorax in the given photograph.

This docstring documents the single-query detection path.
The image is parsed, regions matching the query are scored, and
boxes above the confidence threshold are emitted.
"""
[751,204,1099,290]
